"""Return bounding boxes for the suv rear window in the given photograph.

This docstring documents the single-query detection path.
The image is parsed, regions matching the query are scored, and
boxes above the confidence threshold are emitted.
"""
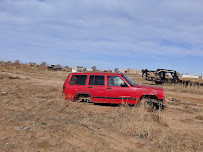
[69,75,87,85]
[89,75,104,86]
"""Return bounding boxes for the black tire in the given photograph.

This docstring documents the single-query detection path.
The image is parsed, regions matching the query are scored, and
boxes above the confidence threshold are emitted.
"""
[73,95,80,102]
[138,98,155,112]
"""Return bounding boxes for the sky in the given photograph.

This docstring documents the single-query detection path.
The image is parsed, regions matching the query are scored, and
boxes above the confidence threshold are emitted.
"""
[0,0,203,75]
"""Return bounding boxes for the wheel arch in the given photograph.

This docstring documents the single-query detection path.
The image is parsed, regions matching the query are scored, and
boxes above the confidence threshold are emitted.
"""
[73,92,92,102]
[138,94,158,102]
[138,94,165,110]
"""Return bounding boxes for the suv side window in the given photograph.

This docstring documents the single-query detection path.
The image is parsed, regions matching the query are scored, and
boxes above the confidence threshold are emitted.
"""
[107,76,124,86]
[69,75,87,85]
[89,75,104,86]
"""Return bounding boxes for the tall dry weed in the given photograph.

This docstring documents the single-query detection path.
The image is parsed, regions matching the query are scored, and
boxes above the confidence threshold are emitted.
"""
[163,83,203,95]
[81,104,202,151]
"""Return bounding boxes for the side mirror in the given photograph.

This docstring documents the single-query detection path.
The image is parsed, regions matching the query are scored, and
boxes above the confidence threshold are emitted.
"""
[121,82,127,87]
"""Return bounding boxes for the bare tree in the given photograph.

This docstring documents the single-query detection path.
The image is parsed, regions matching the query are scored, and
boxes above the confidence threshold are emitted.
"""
[40,62,47,67]
[6,61,12,65]
[14,60,20,64]
[114,68,119,73]
[92,66,97,71]
[29,62,36,65]
[64,65,69,68]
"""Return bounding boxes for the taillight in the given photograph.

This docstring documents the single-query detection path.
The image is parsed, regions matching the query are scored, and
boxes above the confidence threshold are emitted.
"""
[63,86,65,95]
[63,77,69,95]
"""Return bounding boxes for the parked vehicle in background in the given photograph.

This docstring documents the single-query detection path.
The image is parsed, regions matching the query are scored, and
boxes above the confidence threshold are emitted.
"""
[48,64,62,71]
[142,68,203,87]
[63,73,165,110]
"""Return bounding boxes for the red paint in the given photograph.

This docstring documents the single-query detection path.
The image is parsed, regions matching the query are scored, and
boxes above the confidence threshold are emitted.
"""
[63,73,164,104]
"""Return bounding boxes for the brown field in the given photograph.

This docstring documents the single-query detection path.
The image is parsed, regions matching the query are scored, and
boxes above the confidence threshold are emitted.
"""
[0,64,203,152]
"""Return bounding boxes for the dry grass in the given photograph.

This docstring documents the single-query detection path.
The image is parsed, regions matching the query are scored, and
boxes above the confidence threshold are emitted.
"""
[0,73,10,79]
[195,114,203,120]
[0,75,114,151]
[180,77,203,83]
[81,104,202,152]
[0,63,203,152]
[162,84,203,95]
[0,63,68,81]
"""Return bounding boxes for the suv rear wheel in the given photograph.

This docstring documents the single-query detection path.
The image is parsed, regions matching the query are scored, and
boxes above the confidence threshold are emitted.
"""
[73,94,92,103]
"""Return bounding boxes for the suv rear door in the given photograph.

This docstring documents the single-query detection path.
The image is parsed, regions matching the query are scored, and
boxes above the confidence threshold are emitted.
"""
[87,75,106,103]
[67,74,88,100]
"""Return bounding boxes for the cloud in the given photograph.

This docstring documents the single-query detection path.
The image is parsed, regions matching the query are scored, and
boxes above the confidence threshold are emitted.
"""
[0,0,203,68]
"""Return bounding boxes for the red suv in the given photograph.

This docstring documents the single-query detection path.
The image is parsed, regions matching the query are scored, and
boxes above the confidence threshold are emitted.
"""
[63,73,164,108]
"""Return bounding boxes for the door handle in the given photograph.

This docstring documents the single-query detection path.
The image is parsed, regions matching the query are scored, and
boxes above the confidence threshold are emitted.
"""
[88,87,93,88]
[106,87,112,89]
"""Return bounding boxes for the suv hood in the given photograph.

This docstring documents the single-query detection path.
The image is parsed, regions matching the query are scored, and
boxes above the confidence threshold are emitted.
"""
[136,85,163,90]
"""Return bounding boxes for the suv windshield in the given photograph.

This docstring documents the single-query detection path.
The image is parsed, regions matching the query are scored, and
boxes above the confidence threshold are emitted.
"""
[121,75,135,86]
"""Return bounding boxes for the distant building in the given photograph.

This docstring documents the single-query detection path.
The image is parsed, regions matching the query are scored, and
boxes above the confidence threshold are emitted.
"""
[72,66,85,72]
[86,68,93,71]
[181,74,200,79]
[122,69,141,74]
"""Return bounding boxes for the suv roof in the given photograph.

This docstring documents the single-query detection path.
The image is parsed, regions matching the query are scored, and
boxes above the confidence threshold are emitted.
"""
[70,72,123,76]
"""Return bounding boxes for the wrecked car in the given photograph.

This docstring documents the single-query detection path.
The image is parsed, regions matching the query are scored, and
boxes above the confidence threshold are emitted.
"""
[63,73,165,109]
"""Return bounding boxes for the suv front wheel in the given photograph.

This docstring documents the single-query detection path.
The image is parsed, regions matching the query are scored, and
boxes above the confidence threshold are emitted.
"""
[138,97,164,112]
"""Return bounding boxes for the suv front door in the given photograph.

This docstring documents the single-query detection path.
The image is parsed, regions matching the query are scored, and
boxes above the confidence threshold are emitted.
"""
[106,75,132,104]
